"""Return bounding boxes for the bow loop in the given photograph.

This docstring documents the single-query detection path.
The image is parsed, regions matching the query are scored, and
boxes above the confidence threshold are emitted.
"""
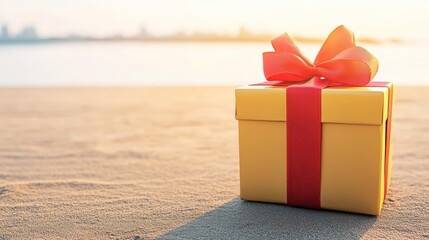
[271,33,314,67]
[263,25,378,86]
[263,52,314,81]
[314,25,355,64]
[332,46,379,79]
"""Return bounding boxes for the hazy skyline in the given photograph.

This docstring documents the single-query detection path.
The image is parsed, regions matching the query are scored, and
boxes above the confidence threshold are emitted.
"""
[1,0,428,41]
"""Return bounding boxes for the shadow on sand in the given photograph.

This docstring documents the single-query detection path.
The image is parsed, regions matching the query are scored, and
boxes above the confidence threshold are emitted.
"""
[158,197,376,239]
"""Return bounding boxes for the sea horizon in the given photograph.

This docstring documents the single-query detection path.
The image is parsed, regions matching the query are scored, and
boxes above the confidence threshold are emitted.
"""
[1,41,427,87]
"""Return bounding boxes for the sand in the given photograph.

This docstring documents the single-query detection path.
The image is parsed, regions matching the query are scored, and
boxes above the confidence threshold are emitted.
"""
[0,86,428,240]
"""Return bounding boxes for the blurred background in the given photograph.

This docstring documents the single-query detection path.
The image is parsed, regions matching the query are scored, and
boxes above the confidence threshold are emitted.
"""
[0,0,428,86]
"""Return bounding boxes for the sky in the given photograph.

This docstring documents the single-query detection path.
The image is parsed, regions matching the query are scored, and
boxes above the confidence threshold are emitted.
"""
[0,0,428,40]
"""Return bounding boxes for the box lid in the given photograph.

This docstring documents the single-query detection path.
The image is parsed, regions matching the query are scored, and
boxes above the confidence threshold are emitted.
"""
[235,83,393,125]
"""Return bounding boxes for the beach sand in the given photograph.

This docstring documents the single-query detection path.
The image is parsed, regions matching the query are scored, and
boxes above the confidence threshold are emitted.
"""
[0,86,428,239]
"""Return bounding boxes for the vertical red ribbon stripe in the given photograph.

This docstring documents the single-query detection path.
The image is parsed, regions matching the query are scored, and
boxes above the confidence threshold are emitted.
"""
[286,85,322,209]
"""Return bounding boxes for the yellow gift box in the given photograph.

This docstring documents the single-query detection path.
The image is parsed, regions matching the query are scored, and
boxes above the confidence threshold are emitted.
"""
[235,83,394,215]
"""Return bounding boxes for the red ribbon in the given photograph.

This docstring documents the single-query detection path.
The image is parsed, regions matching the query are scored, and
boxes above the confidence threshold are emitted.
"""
[262,25,379,209]
[263,25,378,87]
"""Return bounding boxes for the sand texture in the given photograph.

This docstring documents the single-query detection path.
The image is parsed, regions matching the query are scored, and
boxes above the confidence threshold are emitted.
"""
[0,87,428,239]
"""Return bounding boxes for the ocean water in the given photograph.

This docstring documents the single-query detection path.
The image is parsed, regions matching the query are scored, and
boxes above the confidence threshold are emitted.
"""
[0,41,428,86]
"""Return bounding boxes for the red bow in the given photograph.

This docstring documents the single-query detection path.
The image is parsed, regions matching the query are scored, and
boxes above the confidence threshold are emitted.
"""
[263,25,378,86]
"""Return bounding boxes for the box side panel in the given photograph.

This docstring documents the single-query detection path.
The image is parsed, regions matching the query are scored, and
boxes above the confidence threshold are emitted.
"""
[386,83,395,192]
[321,123,386,215]
[387,124,392,191]
[239,120,287,204]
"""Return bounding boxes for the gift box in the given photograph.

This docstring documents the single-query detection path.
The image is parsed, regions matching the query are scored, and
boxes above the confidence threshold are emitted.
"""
[236,83,394,215]
[235,26,395,215]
